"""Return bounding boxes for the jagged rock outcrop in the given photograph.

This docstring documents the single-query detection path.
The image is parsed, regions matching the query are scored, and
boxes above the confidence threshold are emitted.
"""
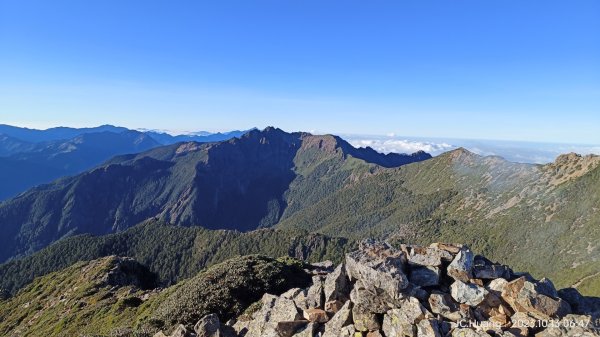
[155,240,600,337]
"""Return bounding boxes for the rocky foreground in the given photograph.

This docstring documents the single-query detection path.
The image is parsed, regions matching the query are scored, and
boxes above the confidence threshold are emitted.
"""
[155,240,600,337]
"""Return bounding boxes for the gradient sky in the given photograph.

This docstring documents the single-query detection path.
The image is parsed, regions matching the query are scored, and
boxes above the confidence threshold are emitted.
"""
[1,0,599,143]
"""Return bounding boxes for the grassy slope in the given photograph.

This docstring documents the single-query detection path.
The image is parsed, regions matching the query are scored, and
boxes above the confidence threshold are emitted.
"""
[278,149,600,295]
[0,255,310,337]
[0,256,170,337]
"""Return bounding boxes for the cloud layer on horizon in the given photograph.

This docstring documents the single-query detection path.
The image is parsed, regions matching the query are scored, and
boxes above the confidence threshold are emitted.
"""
[346,137,456,156]
[343,134,600,164]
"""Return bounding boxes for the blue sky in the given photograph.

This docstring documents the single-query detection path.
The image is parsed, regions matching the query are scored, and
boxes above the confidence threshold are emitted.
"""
[0,0,599,143]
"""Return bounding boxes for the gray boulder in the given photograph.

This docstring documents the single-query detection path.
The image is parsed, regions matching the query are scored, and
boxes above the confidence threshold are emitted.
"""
[346,240,409,310]
[451,280,488,307]
[447,248,474,282]
[324,263,350,304]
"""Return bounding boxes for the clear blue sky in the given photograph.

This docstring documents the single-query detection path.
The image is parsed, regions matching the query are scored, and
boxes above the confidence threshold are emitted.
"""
[1,0,598,143]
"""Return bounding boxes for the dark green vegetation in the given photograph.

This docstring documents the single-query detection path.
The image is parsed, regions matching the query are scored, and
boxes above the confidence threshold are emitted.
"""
[0,220,352,296]
[0,254,309,337]
[0,256,164,337]
[153,255,311,327]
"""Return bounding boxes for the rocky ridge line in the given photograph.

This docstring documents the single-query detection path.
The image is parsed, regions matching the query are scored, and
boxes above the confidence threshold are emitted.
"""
[156,240,600,337]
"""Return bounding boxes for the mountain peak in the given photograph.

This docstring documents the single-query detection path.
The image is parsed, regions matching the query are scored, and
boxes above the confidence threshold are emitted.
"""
[443,147,480,162]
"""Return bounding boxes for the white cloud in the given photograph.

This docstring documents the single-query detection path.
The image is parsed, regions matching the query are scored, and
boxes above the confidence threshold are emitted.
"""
[346,137,456,156]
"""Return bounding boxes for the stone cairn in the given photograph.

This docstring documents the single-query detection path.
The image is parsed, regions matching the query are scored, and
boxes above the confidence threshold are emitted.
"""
[159,240,600,337]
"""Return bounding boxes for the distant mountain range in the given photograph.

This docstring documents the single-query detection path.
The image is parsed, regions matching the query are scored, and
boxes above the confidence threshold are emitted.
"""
[1,125,599,303]
[0,124,249,200]
[0,127,430,263]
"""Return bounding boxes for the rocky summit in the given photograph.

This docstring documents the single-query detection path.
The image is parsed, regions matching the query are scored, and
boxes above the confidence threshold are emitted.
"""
[155,240,600,337]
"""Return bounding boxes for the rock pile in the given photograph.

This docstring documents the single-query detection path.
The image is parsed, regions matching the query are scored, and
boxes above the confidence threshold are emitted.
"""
[156,240,600,337]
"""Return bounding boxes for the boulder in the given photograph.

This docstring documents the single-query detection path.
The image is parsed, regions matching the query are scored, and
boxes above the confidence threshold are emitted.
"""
[409,266,441,287]
[447,248,474,282]
[402,245,452,267]
[487,278,509,295]
[352,304,381,331]
[558,287,600,316]
[381,297,429,336]
[451,280,489,306]
[276,320,308,337]
[473,255,512,280]
[537,278,559,299]
[322,301,353,337]
[240,294,302,337]
[346,240,409,310]
[302,308,328,323]
[417,319,442,337]
[305,275,324,309]
[290,322,316,337]
[428,292,461,321]
[325,299,344,314]
[324,263,350,304]
[502,277,571,320]
[194,313,221,337]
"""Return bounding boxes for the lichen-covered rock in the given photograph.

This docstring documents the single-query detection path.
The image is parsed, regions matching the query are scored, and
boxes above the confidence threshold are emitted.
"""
[417,319,442,337]
[324,263,350,304]
[346,240,409,310]
[352,304,380,331]
[382,297,429,336]
[322,301,353,337]
[451,280,489,306]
